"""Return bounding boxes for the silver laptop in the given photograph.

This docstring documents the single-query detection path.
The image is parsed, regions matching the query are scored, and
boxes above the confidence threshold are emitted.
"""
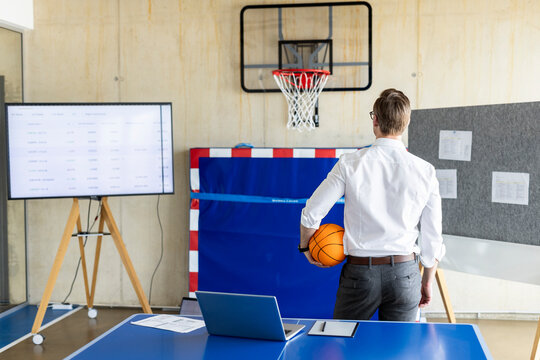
[195,291,304,341]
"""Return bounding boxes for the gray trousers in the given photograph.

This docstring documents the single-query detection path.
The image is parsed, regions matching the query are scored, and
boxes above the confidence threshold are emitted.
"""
[333,259,422,322]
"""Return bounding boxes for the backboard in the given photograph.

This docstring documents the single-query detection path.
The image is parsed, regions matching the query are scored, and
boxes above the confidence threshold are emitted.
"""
[240,2,372,93]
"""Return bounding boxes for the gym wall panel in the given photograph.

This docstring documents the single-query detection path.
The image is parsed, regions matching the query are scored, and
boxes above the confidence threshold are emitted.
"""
[20,0,540,313]
[21,0,417,308]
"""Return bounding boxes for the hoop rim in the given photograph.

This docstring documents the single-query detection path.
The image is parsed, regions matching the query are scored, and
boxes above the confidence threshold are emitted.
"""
[272,68,331,77]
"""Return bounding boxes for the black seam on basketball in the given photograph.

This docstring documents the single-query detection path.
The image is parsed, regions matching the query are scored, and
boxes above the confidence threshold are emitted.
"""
[318,243,344,262]
[313,228,343,248]
[313,229,344,263]
[313,230,331,261]
[314,230,344,250]
[311,224,329,244]
[314,237,326,262]
[313,229,343,250]
[310,225,330,261]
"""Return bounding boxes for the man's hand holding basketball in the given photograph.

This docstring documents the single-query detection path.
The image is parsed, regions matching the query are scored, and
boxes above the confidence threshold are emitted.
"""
[303,248,330,268]
[300,225,330,268]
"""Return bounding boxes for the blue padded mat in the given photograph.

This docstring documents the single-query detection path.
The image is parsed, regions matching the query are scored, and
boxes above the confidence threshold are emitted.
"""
[195,155,346,318]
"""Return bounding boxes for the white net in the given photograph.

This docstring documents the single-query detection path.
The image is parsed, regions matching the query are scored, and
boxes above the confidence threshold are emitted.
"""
[273,70,330,132]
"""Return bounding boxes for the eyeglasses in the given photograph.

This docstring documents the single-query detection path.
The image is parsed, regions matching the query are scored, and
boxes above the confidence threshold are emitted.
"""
[369,111,375,120]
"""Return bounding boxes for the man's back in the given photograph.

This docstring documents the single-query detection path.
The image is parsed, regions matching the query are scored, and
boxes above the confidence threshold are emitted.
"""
[338,138,436,256]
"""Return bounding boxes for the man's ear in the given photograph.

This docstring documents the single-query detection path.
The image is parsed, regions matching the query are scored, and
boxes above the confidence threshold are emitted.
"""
[372,116,379,128]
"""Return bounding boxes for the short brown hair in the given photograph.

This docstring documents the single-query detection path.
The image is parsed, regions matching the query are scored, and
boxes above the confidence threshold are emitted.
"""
[372,89,411,135]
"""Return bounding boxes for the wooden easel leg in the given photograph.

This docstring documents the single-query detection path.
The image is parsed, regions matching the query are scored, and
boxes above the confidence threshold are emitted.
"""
[31,199,80,334]
[88,215,105,308]
[531,318,540,360]
[435,268,456,324]
[101,198,152,314]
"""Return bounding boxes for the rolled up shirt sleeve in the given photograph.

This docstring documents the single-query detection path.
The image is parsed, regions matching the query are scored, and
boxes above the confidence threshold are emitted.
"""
[301,159,346,229]
[418,167,446,268]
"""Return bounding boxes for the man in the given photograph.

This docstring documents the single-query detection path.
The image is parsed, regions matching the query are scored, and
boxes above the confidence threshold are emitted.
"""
[299,89,445,322]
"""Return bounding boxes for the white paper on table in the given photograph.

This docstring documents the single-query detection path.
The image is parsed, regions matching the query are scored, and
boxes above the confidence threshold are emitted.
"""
[435,169,457,199]
[131,315,205,333]
[439,130,472,161]
[492,172,530,205]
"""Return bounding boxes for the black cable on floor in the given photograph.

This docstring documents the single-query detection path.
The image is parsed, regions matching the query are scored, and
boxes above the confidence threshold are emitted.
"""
[148,195,164,306]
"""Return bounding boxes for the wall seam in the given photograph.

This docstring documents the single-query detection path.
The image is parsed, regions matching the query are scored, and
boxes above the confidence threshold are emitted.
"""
[416,0,421,109]
[117,0,122,103]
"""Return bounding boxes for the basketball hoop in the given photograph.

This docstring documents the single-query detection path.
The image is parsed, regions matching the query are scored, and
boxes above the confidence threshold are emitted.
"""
[273,69,330,131]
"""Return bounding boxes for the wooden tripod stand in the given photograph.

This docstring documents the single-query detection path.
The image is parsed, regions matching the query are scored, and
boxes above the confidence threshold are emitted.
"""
[532,318,540,360]
[31,197,152,343]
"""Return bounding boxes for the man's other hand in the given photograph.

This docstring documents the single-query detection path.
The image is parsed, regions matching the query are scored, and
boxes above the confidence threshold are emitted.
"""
[419,282,432,308]
[419,260,438,308]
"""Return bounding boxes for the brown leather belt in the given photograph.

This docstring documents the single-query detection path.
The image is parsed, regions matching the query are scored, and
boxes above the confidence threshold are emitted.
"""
[347,253,415,265]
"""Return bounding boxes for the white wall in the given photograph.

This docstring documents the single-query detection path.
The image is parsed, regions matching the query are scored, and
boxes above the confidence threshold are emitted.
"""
[0,0,34,31]
[16,0,540,315]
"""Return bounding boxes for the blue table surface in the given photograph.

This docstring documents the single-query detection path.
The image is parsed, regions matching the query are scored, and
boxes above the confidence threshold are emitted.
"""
[66,314,493,360]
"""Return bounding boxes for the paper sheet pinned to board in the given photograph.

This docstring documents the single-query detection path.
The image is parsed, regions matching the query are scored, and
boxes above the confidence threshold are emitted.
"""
[439,130,472,161]
[436,169,457,199]
[492,172,529,205]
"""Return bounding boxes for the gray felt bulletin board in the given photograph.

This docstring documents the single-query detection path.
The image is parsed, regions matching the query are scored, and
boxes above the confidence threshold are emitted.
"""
[409,101,539,247]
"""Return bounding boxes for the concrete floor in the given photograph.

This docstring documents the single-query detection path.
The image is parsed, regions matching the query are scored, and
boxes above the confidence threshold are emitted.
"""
[0,308,538,359]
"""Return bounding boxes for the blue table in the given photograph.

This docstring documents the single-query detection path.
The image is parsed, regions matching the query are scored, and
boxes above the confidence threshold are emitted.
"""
[66,314,492,359]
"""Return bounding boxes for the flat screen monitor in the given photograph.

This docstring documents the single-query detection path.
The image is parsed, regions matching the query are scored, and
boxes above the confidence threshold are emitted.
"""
[5,103,174,199]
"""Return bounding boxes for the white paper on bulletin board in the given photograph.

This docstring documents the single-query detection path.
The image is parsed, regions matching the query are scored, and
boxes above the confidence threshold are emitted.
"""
[435,169,457,199]
[438,130,472,161]
[492,171,529,205]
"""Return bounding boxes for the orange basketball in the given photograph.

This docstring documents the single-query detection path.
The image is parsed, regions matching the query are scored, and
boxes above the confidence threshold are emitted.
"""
[309,224,346,267]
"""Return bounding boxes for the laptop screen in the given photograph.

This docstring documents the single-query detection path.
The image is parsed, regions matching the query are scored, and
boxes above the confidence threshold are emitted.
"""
[196,291,291,341]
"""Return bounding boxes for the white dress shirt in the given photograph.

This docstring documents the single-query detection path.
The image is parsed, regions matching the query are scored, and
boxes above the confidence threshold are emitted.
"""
[301,138,445,268]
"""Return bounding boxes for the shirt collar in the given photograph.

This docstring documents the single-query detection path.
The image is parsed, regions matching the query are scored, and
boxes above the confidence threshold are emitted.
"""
[372,137,406,149]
